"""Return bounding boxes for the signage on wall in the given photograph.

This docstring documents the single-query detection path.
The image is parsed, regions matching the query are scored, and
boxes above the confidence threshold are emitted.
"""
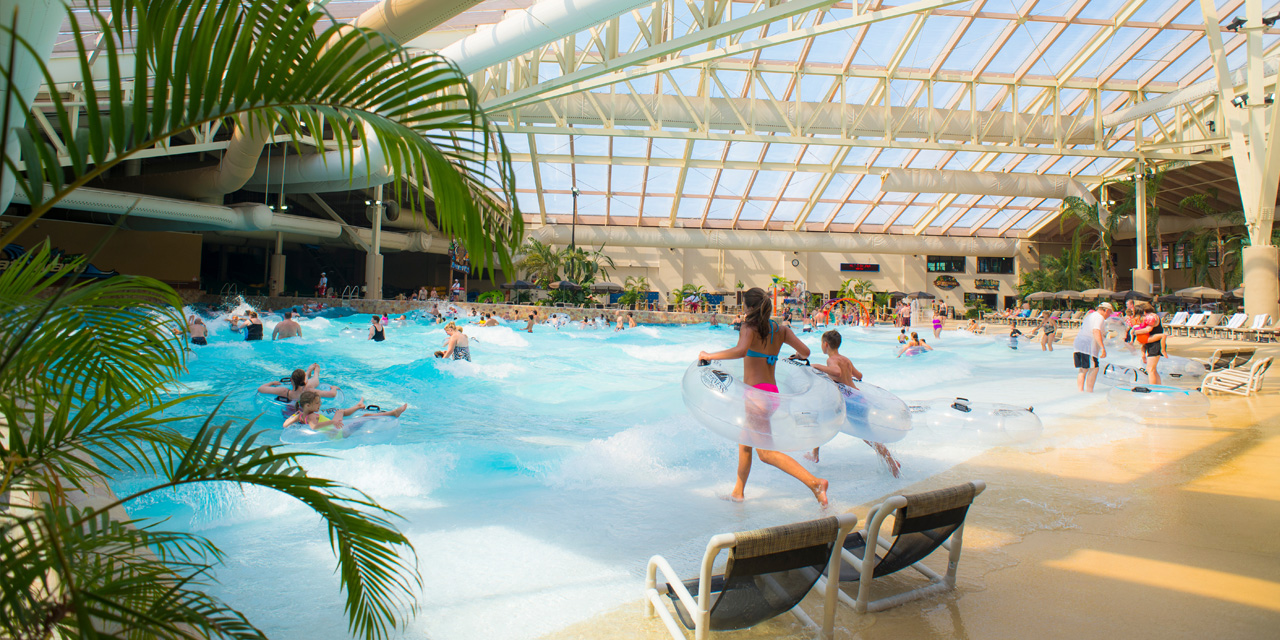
[974,278,1000,291]
[933,275,959,290]
[449,239,471,274]
[1,243,119,278]
[840,263,880,272]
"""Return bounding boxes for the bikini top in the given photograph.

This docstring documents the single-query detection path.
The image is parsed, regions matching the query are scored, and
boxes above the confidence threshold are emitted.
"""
[745,320,780,365]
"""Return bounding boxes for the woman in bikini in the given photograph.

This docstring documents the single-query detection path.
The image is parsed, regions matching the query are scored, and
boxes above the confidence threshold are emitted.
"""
[697,287,828,506]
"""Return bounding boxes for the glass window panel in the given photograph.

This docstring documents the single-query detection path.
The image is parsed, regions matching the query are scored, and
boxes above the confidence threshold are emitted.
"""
[682,168,716,195]
[611,137,649,158]
[642,196,673,217]
[770,200,805,222]
[782,172,824,200]
[763,144,803,164]
[515,191,542,215]
[691,141,728,160]
[676,197,708,218]
[715,169,755,197]
[611,196,641,217]
[610,165,647,193]
[706,197,740,220]
[749,171,790,198]
[644,166,681,193]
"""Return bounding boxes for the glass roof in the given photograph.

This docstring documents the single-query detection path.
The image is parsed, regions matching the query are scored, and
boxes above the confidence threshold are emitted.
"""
[43,0,1280,238]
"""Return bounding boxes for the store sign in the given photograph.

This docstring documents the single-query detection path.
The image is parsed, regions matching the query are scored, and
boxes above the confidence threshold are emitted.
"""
[933,275,959,290]
[449,240,471,274]
[0,243,118,278]
[840,263,880,272]
[974,278,1000,291]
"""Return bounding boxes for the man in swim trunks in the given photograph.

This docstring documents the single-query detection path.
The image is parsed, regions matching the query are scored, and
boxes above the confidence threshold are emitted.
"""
[272,311,302,340]
[1073,301,1113,392]
[187,315,208,345]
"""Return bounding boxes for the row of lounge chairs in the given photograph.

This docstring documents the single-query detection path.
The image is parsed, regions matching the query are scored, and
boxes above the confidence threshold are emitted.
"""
[646,481,984,639]
[983,309,1087,329]
[1166,312,1277,341]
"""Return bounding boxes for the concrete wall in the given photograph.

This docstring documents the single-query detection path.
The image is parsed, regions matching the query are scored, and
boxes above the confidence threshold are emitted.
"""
[2,215,201,285]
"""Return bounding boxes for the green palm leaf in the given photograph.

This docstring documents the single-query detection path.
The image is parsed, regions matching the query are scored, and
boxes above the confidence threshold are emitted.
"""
[1,0,521,274]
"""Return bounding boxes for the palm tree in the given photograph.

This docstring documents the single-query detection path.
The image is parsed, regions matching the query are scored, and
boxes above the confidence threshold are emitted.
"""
[514,238,561,286]
[1061,194,1125,290]
[619,275,650,309]
[559,245,615,287]
[1178,193,1247,290]
[2,0,523,637]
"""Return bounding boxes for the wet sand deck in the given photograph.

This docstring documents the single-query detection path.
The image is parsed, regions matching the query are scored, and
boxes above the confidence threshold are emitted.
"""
[543,335,1280,639]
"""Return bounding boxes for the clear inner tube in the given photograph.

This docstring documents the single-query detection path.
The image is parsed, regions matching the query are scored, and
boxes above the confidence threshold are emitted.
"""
[907,398,1043,443]
[681,359,844,451]
[897,346,928,357]
[1107,383,1209,416]
[838,381,912,444]
[280,415,400,447]
[1102,357,1206,387]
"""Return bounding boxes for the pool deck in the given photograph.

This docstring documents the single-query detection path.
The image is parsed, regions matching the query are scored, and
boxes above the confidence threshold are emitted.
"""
[543,334,1280,639]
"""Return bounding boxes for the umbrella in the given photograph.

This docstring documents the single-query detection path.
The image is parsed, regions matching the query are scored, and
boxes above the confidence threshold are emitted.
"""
[1157,295,1195,306]
[907,291,935,300]
[550,280,581,291]
[1176,286,1225,300]
[1024,292,1055,301]
[1054,290,1083,300]
[1110,290,1153,302]
[590,282,623,293]
[500,280,534,290]
[1230,286,1244,298]
[888,291,908,299]
[1080,288,1115,300]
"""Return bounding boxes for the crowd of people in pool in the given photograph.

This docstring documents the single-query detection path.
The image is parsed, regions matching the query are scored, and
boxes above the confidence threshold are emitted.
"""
[178,285,1190,507]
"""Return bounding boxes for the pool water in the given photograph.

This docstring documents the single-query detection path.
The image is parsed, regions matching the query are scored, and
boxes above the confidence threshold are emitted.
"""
[117,309,1117,640]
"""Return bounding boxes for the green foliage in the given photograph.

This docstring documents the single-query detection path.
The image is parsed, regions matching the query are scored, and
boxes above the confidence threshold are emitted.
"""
[670,283,707,307]
[476,290,504,304]
[1178,192,1247,290]
[618,275,650,308]
[514,238,562,286]
[0,247,419,640]
[0,0,521,275]
[837,278,873,302]
[1018,227,1099,297]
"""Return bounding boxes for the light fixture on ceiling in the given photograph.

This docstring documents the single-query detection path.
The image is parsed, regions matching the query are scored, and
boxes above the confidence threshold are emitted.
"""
[1231,94,1248,108]
[1226,16,1247,32]
[1263,13,1279,27]
[1267,93,1276,104]
[1207,120,1216,133]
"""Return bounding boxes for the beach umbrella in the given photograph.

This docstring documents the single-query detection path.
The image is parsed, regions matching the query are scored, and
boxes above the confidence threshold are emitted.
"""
[549,280,582,291]
[888,291,908,299]
[907,291,935,299]
[1110,290,1153,302]
[590,282,623,293]
[1176,286,1225,300]
[1024,291,1054,301]
[1080,288,1115,300]
[1229,286,1244,299]
[500,280,534,290]
[1054,290,1083,300]
[1157,295,1194,306]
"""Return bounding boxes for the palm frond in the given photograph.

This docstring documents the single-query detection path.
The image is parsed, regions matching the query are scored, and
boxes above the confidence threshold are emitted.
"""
[1,0,521,274]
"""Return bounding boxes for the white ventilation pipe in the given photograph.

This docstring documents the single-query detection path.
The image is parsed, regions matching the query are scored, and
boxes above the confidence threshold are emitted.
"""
[529,225,1019,257]
[881,168,1097,205]
[112,113,274,199]
[1,0,66,213]
[512,94,1095,145]
[242,124,390,193]
[352,0,485,45]
[440,0,655,75]
[1103,56,1280,128]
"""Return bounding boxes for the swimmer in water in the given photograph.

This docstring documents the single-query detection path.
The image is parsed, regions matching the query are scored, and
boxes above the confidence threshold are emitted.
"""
[895,332,933,357]
[435,321,471,361]
[1008,325,1023,349]
[257,365,341,412]
[805,331,901,477]
[627,312,637,329]
[368,315,385,342]
[897,329,908,344]
[696,287,829,507]
[283,390,407,433]
[272,311,302,340]
[525,313,535,333]
[187,315,208,345]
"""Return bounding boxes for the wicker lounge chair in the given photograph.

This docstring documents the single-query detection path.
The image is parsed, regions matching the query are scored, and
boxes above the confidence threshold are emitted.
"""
[646,513,859,640]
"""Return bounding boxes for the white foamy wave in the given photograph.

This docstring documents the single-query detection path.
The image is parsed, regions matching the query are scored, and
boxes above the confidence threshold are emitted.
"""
[465,326,529,348]
[542,419,714,489]
[442,360,523,380]
[619,344,701,363]
[633,326,662,339]
[296,316,332,332]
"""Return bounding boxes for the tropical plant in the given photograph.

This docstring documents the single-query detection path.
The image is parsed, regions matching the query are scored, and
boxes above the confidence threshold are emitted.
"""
[769,275,798,296]
[1061,194,1125,290]
[1,0,527,636]
[1017,227,1100,297]
[559,245,615,287]
[837,278,873,302]
[671,283,707,309]
[1178,193,1247,290]
[618,275,650,309]
[514,238,561,286]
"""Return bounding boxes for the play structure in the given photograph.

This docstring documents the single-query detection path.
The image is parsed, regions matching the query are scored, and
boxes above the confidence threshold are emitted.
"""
[818,297,874,325]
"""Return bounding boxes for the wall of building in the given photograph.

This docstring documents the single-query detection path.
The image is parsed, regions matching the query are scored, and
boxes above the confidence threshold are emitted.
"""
[1,215,201,285]
[588,245,1022,311]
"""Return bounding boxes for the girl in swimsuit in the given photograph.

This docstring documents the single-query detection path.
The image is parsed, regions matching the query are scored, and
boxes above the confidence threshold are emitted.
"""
[1036,316,1058,351]
[696,287,828,506]
[932,314,944,339]
[284,390,407,434]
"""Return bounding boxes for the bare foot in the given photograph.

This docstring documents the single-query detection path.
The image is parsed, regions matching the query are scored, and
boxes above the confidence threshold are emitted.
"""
[810,478,829,507]
[723,492,745,503]
[870,442,902,478]
[389,403,408,418]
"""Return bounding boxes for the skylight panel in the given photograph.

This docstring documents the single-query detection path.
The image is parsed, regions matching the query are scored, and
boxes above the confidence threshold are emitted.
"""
[898,15,966,71]
[543,191,573,214]
[943,151,981,170]
[502,134,531,154]
[691,141,728,160]
[908,149,948,170]
[930,207,963,228]
[574,164,609,191]
[831,203,863,223]
[610,165,646,193]
[942,18,1007,70]
[870,147,910,168]
[800,146,838,165]
[650,138,686,159]
[611,137,649,158]
[850,14,916,66]
[574,135,609,156]
[512,162,537,190]
[982,209,1016,228]
[535,134,571,154]
[798,76,836,102]
[805,31,854,65]
[763,143,803,164]
[808,202,836,221]
[841,76,881,104]
[515,191,542,215]
[782,172,824,200]
[952,209,985,229]
[820,173,859,200]
[676,197,708,218]
[1039,25,1102,78]
[770,201,805,222]
[1074,27,1146,79]
[1011,210,1051,230]
[893,205,930,226]
[706,197,741,220]
[727,141,765,158]
[887,79,923,107]
[984,20,1055,75]
[736,199,771,221]
[715,169,755,197]
[643,196,674,217]
[749,171,790,198]
[712,70,749,97]
[645,166,681,193]
[538,163,573,190]
[682,168,716,195]
[611,196,641,217]
[753,72,792,99]
[860,206,891,225]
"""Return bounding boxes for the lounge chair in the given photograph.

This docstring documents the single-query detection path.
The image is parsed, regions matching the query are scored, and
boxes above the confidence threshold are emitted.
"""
[1201,357,1273,396]
[1191,313,1223,338]
[1211,313,1248,339]
[1193,348,1238,373]
[646,513,859,640]
[1165,311,1190,332]
[1175,312,1206,337]
[1230,348,1258,368]
[1232,314,1272,341]
[1249,318,1280,343]
[814,481,986,614]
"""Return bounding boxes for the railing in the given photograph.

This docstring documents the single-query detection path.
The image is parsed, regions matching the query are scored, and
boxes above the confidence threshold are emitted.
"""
[218,283,240,297]
[340,285,360,300]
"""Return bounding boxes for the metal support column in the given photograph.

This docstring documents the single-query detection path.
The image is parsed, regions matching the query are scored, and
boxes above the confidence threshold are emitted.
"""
[268,232,286,297]
[1132,162,1154,293]
[365,184,384,300]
